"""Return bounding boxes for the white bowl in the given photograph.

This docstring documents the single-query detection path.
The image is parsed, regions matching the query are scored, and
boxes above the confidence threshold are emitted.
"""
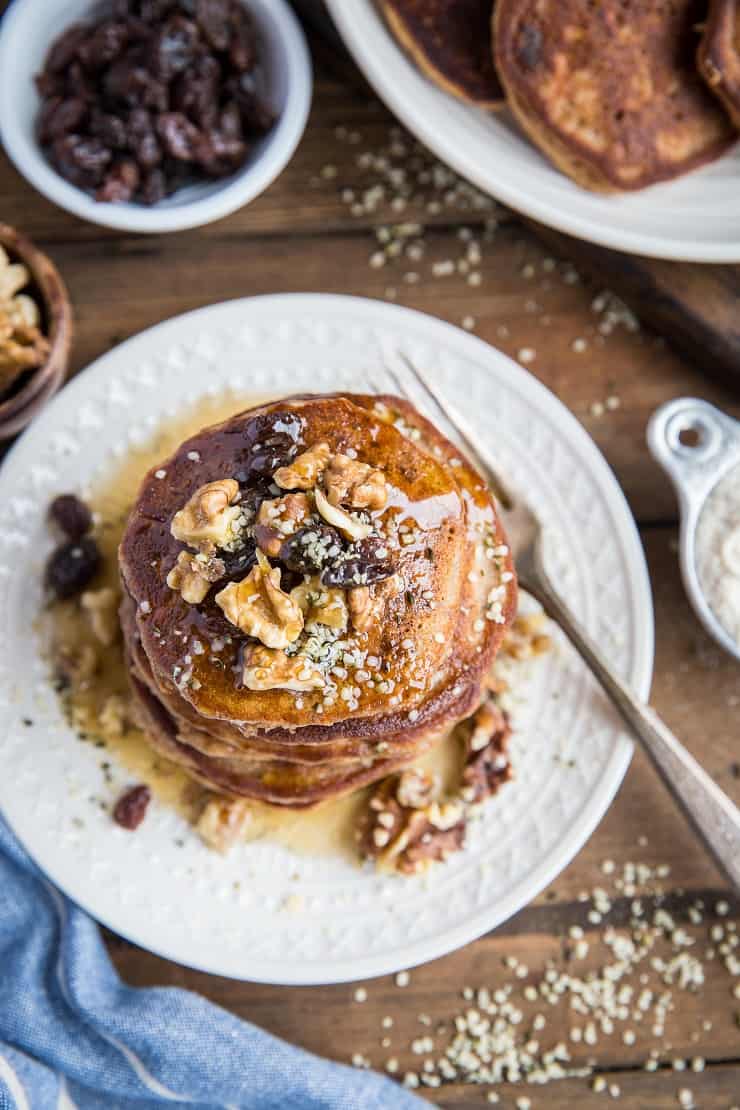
[0,0,312,233]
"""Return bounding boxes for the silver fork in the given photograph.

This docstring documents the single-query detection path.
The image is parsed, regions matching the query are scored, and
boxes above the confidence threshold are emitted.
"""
[374,355,740,892]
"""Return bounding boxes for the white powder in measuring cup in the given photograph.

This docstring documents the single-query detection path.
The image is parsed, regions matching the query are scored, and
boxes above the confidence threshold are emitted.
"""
[695,461,740,648]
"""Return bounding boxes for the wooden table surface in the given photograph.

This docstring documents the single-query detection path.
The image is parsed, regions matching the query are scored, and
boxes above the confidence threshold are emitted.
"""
[2,22,740,1109]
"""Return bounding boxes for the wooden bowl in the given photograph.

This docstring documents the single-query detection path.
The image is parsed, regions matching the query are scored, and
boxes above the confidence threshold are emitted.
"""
[0,223,72,440]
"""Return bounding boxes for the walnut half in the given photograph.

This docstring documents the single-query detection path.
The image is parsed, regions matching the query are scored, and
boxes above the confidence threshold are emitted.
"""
[215,551,303,649]
[273,441,331,491]
[324,454,387,511]
[170,478,243,550]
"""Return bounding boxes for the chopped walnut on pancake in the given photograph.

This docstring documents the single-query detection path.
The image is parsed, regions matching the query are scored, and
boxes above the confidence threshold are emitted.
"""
[216,551,304,650]
[170,478,245,550]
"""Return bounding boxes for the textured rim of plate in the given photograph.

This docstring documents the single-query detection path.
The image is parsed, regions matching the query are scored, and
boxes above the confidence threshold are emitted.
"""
[0,295,654,983]
[325,0,740,263]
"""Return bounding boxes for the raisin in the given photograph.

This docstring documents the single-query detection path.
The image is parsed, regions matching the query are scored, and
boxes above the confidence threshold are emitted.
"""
[171,53,220,128]
[45,537,101,599]
[148,15,199,80]
[35,72,65,100]
[245,432,297,479]
[220,537,257,582]
[97,158,141,202]
[104,53,168,111]
[45,24,89,73]
[139,0,178,21]
[280,524,343,576]
[193,128,247,176]
[113,784,151,829]
[90,108,128,149]
[40,97,88,141]
[127,108,162,167]
[228,4,257,73]
[78,21,129,70]
[139,166,167,204]
[52,135,112,187]
[67,61,94,102]
[228,72,274,135]
[321,537,394,589]
[48,494,92,540]
[195,0,230,50]
[156,111,199,160]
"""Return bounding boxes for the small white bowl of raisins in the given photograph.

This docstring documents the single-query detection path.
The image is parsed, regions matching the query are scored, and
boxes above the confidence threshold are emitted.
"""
[0,0,312,232]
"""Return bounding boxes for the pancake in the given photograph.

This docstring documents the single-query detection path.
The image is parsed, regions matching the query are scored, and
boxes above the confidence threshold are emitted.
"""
[494,0,737,191]
[699,0,740,126]
[381,0,505,109]
[119,392,517,807]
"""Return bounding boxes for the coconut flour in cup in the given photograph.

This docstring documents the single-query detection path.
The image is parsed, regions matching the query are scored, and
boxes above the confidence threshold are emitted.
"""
[695,461,740,649]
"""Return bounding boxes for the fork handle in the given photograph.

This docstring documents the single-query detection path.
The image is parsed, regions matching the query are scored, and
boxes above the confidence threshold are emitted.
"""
[529,549,740,891]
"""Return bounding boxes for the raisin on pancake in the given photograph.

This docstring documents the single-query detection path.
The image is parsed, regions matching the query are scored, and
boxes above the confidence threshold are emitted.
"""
[494,0,737,191]
[699,0,740,127]
[381,0,505,109]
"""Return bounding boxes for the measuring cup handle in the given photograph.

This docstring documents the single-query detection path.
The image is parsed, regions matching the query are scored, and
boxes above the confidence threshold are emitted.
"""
[647,397,738,489]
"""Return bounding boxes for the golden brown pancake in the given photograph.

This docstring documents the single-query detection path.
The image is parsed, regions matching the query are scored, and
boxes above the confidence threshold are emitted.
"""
[381,0,504,109]
[494,0,737,191]
[699,0,740,126]
[119,393,516,807]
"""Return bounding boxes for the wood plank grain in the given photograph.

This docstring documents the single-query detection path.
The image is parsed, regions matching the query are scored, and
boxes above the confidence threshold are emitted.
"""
[530,223,740,392]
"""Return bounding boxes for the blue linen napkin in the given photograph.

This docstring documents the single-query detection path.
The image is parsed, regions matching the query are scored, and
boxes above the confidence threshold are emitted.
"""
[0,815,423,1110]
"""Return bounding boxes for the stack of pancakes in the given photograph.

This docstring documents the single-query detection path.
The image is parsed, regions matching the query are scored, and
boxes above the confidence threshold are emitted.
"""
[119,394,517,808]
[380,0,739,191]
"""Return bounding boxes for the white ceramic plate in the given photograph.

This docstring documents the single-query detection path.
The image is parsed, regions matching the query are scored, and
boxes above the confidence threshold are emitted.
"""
[325,0,740,263]
[0,294,653,983]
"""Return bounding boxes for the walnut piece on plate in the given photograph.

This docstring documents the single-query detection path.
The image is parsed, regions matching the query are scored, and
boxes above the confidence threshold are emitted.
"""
[216,551,303,649]
[358,769,466,875]
[80,586,120,646]
[461,697,513,805]
[197,795,253,854]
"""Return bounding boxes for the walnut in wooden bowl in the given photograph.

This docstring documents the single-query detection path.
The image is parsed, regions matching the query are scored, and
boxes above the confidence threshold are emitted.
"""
[0,224,72,440]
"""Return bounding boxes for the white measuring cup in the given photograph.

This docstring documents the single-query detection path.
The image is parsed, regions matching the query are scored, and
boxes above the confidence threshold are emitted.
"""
[648,397,740,664]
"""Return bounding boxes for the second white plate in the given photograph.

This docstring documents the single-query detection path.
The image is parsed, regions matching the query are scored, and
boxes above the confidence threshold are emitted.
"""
[326,0,740,262]
[0,294,653,983]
